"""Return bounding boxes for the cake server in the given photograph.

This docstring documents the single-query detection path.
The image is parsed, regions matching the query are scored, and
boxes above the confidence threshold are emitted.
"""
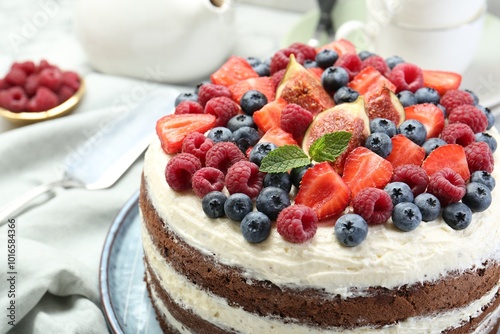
[308,0,337,47]
[0,88,178,225]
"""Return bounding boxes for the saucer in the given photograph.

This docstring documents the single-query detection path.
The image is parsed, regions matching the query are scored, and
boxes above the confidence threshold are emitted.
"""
[282,0,500,110]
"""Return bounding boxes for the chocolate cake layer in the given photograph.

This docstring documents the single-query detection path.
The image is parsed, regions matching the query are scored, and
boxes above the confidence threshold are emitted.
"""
[140,179,500,330]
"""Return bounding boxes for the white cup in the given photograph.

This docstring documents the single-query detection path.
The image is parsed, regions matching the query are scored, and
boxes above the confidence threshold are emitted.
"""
[335,0,486,73]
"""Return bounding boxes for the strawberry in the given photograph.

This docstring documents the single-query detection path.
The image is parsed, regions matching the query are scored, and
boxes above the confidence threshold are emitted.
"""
[253,98,288,132]
[386,134,425,168]
[404,103,445,139]
[257,127,297,147]
[210,56,259,87]
[295,162,351,220]
[156,114,216,154]
[307,67,324,81]
[422,144,470,181]
[316,38,356,57]
[342,146,393,199]
[422,70,461,96]
[229,76,275,104]
[348,67,396,102]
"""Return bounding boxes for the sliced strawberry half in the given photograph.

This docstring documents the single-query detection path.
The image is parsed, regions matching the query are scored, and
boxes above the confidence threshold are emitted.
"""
[257,127,298,147]
[295,162,351,220]
[422,70,461,96]
[253,98,288,132]
[229,76,275,104]
[156,114,216,154]
[404,103,445,139]
[386,134,425,168]
[422,144,470,181]
[342,146,393,199]
[210,56,258,86]
[307,67,324,81]
[348,66,397,102]
[316,38,356,57]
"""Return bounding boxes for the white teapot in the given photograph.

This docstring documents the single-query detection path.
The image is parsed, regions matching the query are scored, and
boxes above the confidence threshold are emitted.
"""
[75,0,235,83]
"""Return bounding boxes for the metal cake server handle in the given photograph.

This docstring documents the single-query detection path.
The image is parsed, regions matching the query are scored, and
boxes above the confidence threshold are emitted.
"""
[308,0,337,47]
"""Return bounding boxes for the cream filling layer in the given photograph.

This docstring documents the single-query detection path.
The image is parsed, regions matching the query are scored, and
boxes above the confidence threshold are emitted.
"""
[143,229,500,334]
[143,128,500,296]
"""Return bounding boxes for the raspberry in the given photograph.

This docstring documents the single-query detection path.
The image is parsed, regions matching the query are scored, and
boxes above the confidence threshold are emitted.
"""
[38,68,63,92]
[270,48,305,74]
[204,96,240,127]
[164,153,202,191]
[361,55,390,77]
[61,71,81,91]
[448,105,488,133]
[352,187,393,225]
[181,132,214,165]
[0,79,9,90]
[440,123,475,146]
[5,67,27,86]
[191,167,225,198]
[0,87,28,112]
[24,74,40,97]
[276,204,318,243]
[198,83,232,107]
[427,168,466,206]
[57,85,75,103]
[280,103,313,142]
[388,63,424,93]
[205,142,246,175]
[225,161,264,199]
[439,89,474,115]
[27,87,59,112]
[175,100,204,115]
[391,164,429,196]
[37,59,56,72]
[334,53,362,80]
[465,141,494,173]
[289,42,316,60]
[271,69,286,90]
[16,61,36,75]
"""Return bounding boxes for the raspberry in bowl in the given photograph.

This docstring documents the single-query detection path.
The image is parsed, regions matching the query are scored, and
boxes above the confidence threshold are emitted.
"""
[0,60,85,125]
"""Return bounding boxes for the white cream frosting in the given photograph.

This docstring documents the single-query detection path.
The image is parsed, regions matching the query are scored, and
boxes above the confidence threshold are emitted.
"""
[142,127,500,297]
[143,231,500,334]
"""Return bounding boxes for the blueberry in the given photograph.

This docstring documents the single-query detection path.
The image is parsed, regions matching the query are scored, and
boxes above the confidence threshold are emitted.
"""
[195,81,210,94]
[303,59,318,68]
[462,182,492,212]
[264,172,292,193]
[370,118,397,138]
[202,191,227,218]
[233,126,260,152]
[256,186,291,221]
[437,104,447,117]
[384,182,414,206]
[224,193,253,221]
[240,90,268,116]
[422,138,447,156]
[227,114,256,132]
[385,55,405,69]
[253,63,271,77]
[364,132,392,158]
[249,142,277,166]
[470,171,495,191]
[174,92,198,107]
[207,126,233,143]
[315,49,339,69]
[475,132,497,152]
[246,56,261,67]
[240,212,272,243]
[398,119,427,146]
[414,87,441,104]
[290,164,312,188]
[397,90,417,107]
[358,50,374,60]
[334,214,368,247]
[392,202,422,231]
[443,202,472,230]
[333,86,360,104]
[321,66,349,94]
[465,89,479,105]
[414,193,441,222]
[477,105,495,130]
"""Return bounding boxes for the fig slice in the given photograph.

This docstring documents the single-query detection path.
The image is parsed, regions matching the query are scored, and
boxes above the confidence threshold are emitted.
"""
[365,86,406,127]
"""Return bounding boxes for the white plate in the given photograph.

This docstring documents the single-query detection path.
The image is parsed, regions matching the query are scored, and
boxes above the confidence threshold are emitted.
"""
[282,0,500,111]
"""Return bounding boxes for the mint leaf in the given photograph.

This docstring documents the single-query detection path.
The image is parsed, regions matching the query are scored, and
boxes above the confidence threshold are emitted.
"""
[309,131,352,162]
[259,145,310,173]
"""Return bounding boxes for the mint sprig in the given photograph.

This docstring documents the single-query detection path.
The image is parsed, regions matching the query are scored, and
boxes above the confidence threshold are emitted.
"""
[259,131,352,173]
